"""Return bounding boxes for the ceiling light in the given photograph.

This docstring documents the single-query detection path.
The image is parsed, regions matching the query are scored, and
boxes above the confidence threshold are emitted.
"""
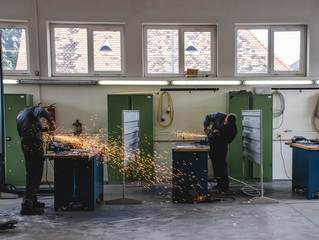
[19,80,97,85]
[172,80,242,85]
[98,80,169,85]
[3,79,19,84]
[243,80,313,85]
[100,40,112,52]
[185,41,197,52]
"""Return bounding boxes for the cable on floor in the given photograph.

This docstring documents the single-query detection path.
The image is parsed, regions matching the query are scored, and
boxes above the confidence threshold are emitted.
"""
[228,176,261,197]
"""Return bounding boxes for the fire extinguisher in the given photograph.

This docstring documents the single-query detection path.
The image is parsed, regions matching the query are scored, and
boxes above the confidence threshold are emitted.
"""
[47,103,56,122]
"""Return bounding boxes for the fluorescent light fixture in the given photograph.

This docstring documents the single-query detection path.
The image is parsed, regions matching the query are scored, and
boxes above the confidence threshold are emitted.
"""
[172,80,242,85]
[3,79,19,84]
[98,80,169,85]
[20,80,97,85]
[243,80,313,85]
[314,80,319,84]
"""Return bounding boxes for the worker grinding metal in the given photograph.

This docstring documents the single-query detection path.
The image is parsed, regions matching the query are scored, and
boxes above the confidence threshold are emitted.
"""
[16,106,57,215]
[203,112,237,193]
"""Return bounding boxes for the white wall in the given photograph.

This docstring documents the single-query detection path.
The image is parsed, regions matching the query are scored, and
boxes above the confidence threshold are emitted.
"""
[2,0,319,181]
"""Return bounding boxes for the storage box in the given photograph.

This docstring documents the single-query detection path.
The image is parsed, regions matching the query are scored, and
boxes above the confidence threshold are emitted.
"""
[186,68,199,77]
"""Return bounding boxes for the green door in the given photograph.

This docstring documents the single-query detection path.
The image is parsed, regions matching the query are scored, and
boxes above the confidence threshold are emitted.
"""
[107,94,154,184]
[227,93,250,180]
[4,94,33,186]
[251,94,273,181]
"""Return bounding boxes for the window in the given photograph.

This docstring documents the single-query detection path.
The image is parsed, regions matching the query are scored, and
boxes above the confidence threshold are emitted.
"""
[144,25,216,77]
[236,25,307,76]
[50,23,124,76]
[0,22,29,75]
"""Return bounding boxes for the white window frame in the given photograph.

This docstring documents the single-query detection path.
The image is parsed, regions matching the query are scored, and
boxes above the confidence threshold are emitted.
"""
[235,24,307,77]
[49,23,125,77]
[0,21,30,76]
[143,24,217,77]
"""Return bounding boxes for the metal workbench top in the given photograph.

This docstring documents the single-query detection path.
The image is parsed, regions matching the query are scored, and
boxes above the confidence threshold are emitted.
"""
[285,142,319,151]
[43,149,100,159]
[172,142,210,152]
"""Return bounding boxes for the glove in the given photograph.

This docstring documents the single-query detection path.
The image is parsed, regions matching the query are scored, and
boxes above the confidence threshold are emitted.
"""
[204,126,208,131]
[213,130,220,137]
[48,121,57,132]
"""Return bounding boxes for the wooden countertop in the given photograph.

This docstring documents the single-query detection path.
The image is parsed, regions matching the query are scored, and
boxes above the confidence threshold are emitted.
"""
[172,143,210,152]
[285,142,319,151]
[43,149,100,159]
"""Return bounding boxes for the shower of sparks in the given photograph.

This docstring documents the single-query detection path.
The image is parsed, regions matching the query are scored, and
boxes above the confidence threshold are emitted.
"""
[174,131,206,140]
[41,129,212,205]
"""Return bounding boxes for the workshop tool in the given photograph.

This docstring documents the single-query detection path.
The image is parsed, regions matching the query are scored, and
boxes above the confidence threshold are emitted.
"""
[194,129,214,145]
[194,137,211,145]
[0,220,18,231]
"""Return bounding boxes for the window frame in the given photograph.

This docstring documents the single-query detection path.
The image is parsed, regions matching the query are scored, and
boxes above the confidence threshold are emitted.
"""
[143,24,217,77]
[49,23,125,77]
[0,21,30,76]
[235,24,307,77]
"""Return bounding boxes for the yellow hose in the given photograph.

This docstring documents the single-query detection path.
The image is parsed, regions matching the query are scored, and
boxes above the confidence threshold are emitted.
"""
[157,91,174,128]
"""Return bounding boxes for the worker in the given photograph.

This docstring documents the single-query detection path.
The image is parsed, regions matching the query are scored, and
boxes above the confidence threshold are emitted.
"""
[203,112,237,192]
[16,106,57,215]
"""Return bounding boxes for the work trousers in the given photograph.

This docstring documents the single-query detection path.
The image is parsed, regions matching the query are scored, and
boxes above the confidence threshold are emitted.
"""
[209,142,229,190]
[21,140,44,208]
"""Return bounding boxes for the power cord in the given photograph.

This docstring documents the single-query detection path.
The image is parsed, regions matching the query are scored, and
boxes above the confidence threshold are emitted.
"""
[157,91,174,128]
[228,176,261,197]
[273,90,285,129]
[312,94,319,133]
[272,90,285,118]
[279,135,292,181]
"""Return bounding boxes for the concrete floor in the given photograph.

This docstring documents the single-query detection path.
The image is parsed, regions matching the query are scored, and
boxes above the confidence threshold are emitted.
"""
[1,180,319,240]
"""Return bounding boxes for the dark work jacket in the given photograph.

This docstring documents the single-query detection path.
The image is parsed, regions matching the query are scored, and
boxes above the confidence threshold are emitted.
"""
[204,112,237,145]
[16,106,53,143]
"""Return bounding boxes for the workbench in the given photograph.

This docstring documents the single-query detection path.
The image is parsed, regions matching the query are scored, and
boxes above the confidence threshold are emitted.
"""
[286,143,319,199]
[172,143,210,203]
[43,150,104,211]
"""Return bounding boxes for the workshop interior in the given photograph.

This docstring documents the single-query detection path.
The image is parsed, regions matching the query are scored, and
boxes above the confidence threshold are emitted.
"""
[1,0,319,238]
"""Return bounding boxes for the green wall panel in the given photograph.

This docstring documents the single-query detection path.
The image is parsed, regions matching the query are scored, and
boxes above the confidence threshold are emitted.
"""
[4,94,33,186]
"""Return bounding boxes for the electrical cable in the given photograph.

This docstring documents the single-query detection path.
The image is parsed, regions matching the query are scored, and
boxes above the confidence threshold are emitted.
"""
[272,90,285,118]
[272,90,285,129]
[157,91,174,128]
[228,176,261,197]
[312,95,319,133]
[279,135,292,181]
[273,113,285,130]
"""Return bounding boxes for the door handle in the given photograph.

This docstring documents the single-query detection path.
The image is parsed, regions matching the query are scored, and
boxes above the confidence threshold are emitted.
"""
[6,137,11,141]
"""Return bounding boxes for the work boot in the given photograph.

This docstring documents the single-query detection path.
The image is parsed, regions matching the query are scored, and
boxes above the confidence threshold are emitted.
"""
[34,200,45,209]
[20,202,44,215]
[20,207,44,215]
